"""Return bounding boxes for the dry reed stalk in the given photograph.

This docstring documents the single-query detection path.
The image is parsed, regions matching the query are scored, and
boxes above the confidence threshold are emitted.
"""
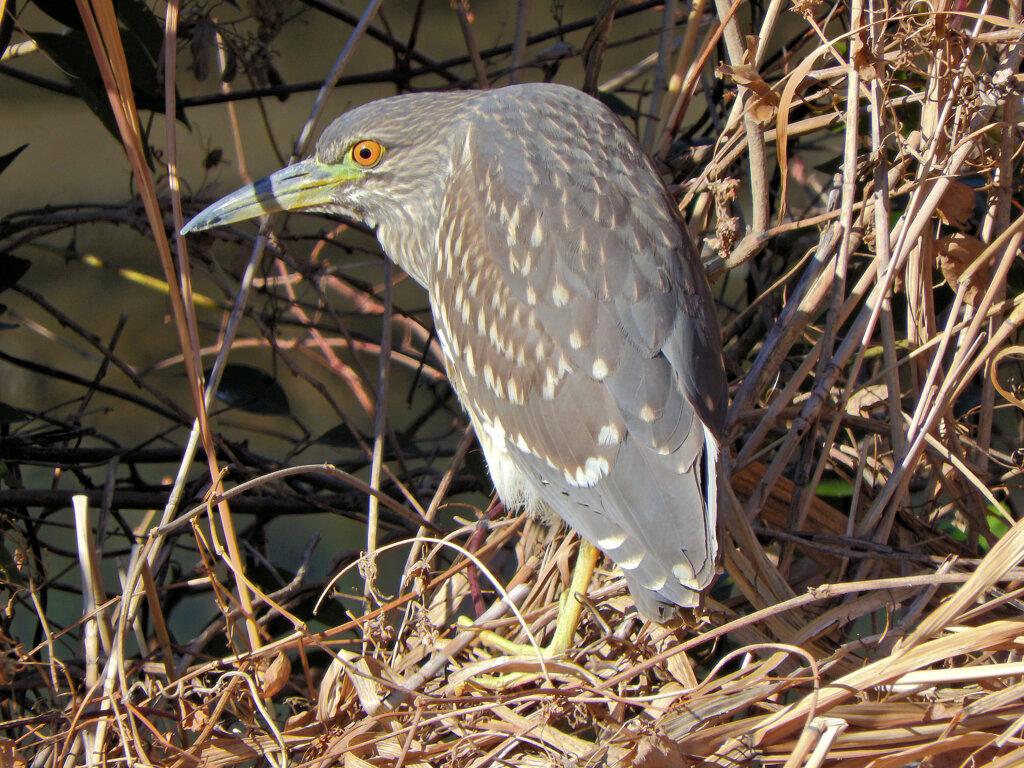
[3,1,1024,766]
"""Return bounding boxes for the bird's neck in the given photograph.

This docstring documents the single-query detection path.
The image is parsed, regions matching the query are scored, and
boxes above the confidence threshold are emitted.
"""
[375,199,441,290]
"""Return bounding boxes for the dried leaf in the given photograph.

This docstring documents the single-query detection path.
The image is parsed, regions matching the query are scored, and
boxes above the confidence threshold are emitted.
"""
[0,738,19,768]
[490,706,595,758]
[935,233,989,306]
[260,651,291,698]
[632,734,690,768]
[775,50,822,219]
[344,754,375,768]
[937,180,976,228]
[718,64,779,123]
[847,383,892,416]
[427,571,472,627]
[181,701,211,732]
[189,16,216,82]
[318,652,354,722]
[284,709,315,731]
[853,42,878,81]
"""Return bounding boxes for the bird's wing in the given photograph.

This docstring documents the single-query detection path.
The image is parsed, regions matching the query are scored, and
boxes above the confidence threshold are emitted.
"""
[429,94,725,617]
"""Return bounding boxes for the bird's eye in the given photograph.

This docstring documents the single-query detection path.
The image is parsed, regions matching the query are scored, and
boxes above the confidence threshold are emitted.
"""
[352,140,383,167]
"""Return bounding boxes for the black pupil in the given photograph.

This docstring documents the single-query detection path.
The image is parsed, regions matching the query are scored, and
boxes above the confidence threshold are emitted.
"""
[359,145,372,160]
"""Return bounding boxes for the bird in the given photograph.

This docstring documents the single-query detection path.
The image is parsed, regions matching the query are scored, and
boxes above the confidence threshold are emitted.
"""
[182,83,727,621]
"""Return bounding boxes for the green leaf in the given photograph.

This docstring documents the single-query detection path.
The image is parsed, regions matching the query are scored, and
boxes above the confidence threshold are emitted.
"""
[0,253,31,294]
[936,516,966,544]
[212,364,291,416]
[986,506,1011,539]
[813,477,854,498]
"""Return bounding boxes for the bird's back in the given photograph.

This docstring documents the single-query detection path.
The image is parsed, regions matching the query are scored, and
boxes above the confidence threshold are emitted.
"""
[424,84,726,618]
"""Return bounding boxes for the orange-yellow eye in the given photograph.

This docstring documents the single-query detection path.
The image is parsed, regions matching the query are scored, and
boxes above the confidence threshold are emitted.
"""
[352,140,383,167]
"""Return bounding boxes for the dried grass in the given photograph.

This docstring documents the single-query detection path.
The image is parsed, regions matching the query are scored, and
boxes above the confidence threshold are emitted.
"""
[3,0,1024,766]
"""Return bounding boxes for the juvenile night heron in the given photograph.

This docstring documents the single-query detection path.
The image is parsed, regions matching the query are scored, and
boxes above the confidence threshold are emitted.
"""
[182,83,726,621]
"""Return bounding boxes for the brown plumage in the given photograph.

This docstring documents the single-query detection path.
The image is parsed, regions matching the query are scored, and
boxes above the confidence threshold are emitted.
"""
[182,83,727,619]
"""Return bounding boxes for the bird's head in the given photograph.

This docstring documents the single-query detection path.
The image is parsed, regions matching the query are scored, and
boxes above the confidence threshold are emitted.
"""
[181,91,477,249]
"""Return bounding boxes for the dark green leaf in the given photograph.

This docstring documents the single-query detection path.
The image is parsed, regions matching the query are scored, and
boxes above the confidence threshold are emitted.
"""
[0,1,14,59]
[0,145,26,177]
[315,423,365,449]
[390,429,421,456]
[596,90,636,118]
[114,0,163,60]
[813,155,843,175]
[30,30,122,138]
[0,253,31,293]
[212,364,291,416]
[29,26,188,153]
[0,401,28,424]
[0,303,16,330]
[29,0,85,30]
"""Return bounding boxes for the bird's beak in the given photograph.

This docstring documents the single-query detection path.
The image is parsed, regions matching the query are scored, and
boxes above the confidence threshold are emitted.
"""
[181,159,349,235]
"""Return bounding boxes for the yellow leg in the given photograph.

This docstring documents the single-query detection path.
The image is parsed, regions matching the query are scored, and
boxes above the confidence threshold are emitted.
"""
[455,539,600,687]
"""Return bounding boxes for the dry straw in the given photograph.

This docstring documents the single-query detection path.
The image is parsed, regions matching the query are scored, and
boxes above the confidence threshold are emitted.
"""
[2,0,1024,766]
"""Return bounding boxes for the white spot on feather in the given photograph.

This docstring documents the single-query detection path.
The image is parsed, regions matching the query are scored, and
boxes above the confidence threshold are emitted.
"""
[542,368,557,400]
[552,281,570,307]
[618,551,644,570]
[509,205,522,232]
[530,220,543,247]
[583,456,609,482]
[642,573,667,591]
[507,378,523,404]
[597,531,627,549]
[483,363,504,398]
[673,561,697,586]
[592,359,609,380]
[597,424,621,446]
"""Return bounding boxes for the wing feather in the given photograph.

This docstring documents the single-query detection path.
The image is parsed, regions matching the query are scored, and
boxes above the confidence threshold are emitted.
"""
[430,86,725,617]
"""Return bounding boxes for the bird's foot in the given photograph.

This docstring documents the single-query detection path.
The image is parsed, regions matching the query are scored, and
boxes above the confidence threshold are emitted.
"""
[453,539,600,689]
